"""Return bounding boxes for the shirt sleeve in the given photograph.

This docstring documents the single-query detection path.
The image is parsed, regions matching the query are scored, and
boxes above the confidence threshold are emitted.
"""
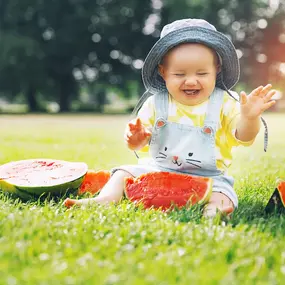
[222,93,255,147]
[136,96,155,152]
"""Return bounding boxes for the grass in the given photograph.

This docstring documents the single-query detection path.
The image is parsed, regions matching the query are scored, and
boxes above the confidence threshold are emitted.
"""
[0,113,285,284]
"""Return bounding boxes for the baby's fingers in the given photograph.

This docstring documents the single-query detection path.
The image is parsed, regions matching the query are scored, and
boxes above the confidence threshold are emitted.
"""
[263,89,276,102]
[262,100,276,111]
[128,118,143,131]
[128,122,136,131]
[135,117,142,128]
[251,86,264,96]
[240,91,247,105]
[259,84,272,97]
[124,132,131,143]
[124,130,132,139]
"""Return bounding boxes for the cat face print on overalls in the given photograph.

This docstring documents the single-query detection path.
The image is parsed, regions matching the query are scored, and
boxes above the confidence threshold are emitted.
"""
[149,88,224,177]
[156,145,201,169]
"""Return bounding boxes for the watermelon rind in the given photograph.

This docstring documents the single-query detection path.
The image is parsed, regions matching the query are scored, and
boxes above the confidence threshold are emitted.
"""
[0,159,88,200]
[195,177,213,205]
[265,179,285,213]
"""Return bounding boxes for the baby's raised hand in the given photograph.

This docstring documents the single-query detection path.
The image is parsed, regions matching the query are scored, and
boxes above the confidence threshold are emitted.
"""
[240,84,276,120]
[124,118,152,150]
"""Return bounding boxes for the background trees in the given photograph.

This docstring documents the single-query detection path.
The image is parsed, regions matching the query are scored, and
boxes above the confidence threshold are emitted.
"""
[0,0,284,112]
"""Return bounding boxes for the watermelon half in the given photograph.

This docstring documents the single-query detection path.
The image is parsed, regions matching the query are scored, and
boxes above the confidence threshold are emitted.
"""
[265,180,285,213]
[124,172,212,210]
[0,159,88,200]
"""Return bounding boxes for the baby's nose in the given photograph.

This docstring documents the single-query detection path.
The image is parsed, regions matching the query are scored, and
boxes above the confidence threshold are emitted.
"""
[173,156,178,161]
[185,77,197,86]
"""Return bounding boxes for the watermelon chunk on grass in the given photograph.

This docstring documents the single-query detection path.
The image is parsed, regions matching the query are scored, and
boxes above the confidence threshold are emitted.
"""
[0,159,88,200]
[124,172,212,210]
[265,180,285,213]
[78,170,110,195]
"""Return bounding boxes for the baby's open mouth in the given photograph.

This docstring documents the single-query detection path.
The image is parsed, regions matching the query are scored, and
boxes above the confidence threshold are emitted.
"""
[183,89,200,96]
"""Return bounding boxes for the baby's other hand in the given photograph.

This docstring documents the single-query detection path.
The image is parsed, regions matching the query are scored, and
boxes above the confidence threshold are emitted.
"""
[240,84,276,120]
[124,118,152,150]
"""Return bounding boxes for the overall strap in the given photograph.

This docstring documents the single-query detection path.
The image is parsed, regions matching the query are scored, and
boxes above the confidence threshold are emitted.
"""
[204,87,224,131]
[132,90,153,116]
[154,91,169,121]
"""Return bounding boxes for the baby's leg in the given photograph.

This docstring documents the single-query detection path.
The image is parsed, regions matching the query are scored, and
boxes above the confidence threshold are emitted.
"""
[64,170,131,208]
[203,192,234,218]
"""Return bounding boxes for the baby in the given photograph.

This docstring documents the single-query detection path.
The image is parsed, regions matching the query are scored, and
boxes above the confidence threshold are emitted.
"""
[64,19,275,217]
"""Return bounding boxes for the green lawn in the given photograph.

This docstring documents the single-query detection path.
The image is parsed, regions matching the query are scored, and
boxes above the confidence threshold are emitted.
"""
[1,113,285,285]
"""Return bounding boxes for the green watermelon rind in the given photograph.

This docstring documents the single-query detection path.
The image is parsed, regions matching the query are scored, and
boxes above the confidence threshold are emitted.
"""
[195,177,212,204]
[0,159,88,200]
[0,177,85,200]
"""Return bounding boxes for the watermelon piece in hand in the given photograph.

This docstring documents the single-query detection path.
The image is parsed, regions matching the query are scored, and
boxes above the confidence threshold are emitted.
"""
[124,172,212,210]
[0,159,88,200]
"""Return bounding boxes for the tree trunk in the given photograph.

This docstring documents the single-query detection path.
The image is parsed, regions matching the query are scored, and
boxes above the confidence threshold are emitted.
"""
[26,85,38,112]
[59,74,76,112]
[95,89,106,113]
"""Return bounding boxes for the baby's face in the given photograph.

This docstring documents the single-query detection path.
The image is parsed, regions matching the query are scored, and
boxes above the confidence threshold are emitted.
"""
[158,43,219,106]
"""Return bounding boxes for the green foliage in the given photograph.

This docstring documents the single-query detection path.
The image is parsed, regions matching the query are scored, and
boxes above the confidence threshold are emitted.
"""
[1,114,285,284]
[1,0,285,112]
[0,0,153,111]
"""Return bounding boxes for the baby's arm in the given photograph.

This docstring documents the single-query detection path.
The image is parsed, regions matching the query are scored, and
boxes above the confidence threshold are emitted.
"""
[235,84,276,142]
[124,96,155,151]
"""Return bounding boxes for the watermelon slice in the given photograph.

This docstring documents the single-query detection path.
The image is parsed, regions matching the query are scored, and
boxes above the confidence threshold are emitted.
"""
[124,172,212,210]
[265,180,285,213]
[0,159,88,200]
[78,170,110,195]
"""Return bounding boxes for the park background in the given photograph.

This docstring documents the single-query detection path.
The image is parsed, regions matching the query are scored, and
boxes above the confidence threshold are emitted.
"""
[0,0,285,113]
[1,1,285,284]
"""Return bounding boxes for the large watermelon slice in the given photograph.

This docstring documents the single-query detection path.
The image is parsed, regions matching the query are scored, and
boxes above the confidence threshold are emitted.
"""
[124,172,212,210]
[265,180,285,213]
[0,159,88,200]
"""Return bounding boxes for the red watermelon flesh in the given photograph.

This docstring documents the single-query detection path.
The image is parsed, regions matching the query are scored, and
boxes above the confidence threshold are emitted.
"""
[78,170,110,195]
[125,172,212,210]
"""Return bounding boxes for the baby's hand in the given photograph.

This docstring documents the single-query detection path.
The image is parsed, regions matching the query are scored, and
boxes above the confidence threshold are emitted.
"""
[124,118,152,150]
[240,84,276,120]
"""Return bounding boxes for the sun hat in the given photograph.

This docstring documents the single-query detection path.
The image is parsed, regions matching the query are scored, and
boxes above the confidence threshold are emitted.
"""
[142,18,240,94]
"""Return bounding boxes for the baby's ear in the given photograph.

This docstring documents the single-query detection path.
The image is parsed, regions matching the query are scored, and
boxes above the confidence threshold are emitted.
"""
[158,64,165,79]
[216,64,221,74]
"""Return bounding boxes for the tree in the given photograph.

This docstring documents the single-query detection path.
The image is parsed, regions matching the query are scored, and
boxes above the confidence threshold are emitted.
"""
[0,0,284,112]
[0,0,153,112]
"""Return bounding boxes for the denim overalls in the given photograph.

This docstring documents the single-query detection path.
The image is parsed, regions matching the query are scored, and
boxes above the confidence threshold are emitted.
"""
[113,87,238,207]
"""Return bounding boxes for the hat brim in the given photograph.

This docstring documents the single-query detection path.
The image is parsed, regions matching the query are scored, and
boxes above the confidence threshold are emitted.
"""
[142,26,240,93]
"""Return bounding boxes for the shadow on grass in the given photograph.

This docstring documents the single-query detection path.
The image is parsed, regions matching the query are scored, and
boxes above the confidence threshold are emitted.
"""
[0,188,79,207]
[166,198,285,237]
[228,198,285,236]
[2,189,285,236]
[167,204,203,224]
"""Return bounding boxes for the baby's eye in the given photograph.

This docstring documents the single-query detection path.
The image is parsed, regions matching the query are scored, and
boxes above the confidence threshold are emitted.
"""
[197,73,208,76]
[174,74,184,77]
[188,153,193,157]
